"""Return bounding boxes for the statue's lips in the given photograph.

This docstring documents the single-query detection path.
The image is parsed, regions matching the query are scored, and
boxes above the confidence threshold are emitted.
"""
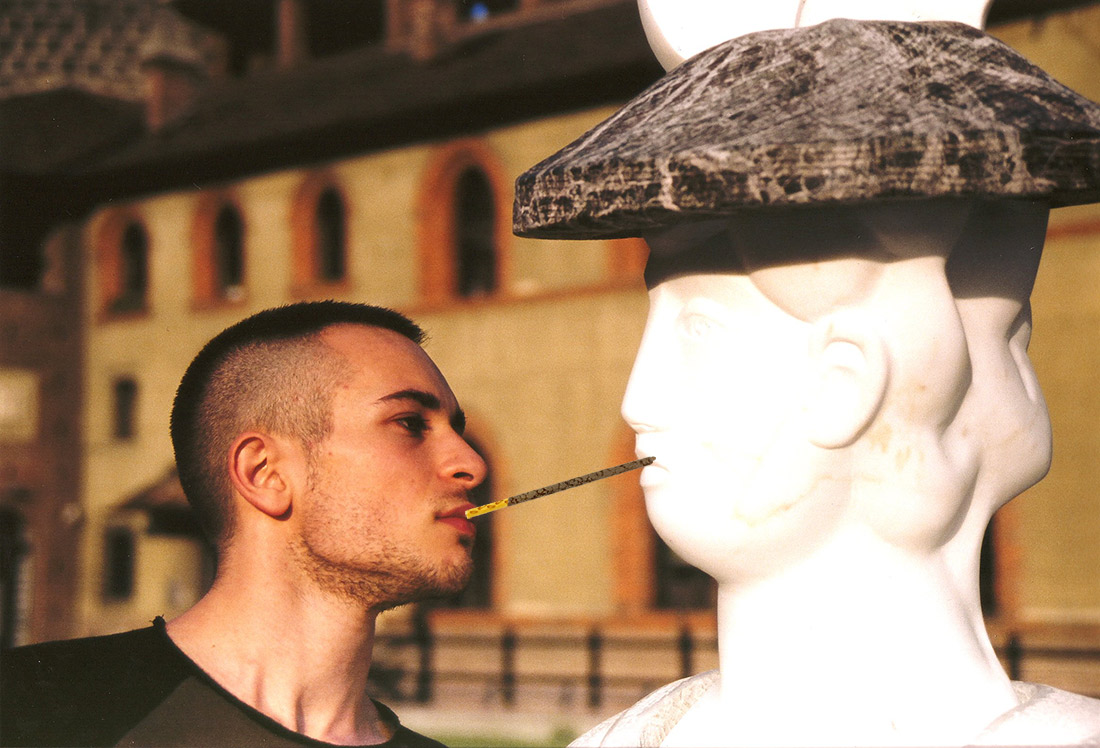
[635,451,666,488]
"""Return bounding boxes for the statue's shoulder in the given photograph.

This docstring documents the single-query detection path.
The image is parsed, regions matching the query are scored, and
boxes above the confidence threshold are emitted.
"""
[970,682,1100,746]
[569,670,719,747]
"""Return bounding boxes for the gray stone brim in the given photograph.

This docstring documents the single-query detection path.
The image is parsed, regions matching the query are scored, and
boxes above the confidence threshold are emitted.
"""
[513,19,1100,240]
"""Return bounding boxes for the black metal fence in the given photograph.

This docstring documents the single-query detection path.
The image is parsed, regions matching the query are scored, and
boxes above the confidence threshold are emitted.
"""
[369,621,1100,708]
[370,620,717,709]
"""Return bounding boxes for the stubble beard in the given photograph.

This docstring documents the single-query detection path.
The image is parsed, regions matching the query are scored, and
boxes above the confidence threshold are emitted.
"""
[294,536,473,612]
[291,483,473,611]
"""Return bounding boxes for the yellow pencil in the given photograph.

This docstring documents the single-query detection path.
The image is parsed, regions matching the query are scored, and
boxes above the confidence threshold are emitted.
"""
[466,456,656,519]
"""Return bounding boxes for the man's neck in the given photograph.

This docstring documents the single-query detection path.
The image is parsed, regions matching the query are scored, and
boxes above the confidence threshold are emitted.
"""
[670,524,1017,747]
[167,573,387,746]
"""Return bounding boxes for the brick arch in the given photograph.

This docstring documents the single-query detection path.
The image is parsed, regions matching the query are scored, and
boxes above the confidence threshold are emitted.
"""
[95,206,149,319]
[191,190,247,308]
[460,412,509,610]
[606,236,650,283]
[429,411,511,620]
[609,426,656,616]
[416,139,512,305]
[290,171,351,295]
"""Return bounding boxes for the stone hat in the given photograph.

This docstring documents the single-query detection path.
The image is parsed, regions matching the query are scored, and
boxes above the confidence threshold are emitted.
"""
[513,19,1100,239]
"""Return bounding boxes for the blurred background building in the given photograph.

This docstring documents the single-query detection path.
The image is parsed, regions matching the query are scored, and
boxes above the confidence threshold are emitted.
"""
[2,0,1098,740]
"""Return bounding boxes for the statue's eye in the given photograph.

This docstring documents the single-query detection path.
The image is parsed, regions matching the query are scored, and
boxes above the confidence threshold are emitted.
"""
[679,311,722,341]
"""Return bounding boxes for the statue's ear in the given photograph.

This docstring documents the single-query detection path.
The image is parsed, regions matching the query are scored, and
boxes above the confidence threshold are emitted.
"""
[805,311,889,449]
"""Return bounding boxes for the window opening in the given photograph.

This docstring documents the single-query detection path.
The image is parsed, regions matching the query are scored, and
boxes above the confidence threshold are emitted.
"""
[0,506,29,649]
[308,1,386,55]
[654,534,715,610]
[454,167,497,298]
[103,526,136,600]
[113,222,148,312]
[112,377,138,440]
[979,517,998,616]
[214,205,244,300]
[315,188,346,282]
[441,436,492,608]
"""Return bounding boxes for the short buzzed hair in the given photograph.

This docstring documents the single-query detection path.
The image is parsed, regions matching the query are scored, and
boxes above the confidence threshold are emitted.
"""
[170,301,424,546]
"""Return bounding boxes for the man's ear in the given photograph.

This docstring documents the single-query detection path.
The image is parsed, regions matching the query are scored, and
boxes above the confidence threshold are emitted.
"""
[228,432,296,519]
[805,310,889,449]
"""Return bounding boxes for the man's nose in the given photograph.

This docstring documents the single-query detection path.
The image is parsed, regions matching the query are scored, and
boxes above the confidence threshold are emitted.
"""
[447,436,488,487]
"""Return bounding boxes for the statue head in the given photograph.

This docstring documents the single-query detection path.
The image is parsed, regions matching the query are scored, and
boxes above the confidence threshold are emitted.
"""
[513,16,1100,594]
[512,11,1100,743]
[621,198,1051,583]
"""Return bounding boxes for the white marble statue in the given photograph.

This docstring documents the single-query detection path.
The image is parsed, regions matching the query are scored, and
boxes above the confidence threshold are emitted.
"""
[569,199,1100,746]
[638,0,994,70]
[501,0,1100,743]
[554,1,1100,744]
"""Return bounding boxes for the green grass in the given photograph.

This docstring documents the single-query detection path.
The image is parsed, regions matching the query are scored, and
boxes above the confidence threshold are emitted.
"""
[436,726,578,747]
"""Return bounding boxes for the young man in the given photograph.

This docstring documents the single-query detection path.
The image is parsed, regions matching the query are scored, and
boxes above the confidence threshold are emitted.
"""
[2,301,486,747]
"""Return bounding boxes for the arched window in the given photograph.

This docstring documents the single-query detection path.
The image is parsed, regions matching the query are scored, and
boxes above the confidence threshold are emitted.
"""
[194,194,247,307]
[454,167,497,299]
[417,141,508,305]
[98,212,150,317]
[115,222,148,312]
[442,435,494,608]
[291,175,349,294]
[315,188,347,283]
[214,205,245,300]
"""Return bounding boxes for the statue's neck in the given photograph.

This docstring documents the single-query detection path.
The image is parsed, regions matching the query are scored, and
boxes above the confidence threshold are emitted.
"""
[691,526,1017,746]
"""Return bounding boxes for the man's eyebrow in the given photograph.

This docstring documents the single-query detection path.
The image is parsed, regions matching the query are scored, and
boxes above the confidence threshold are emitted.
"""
[378,389,441,410]
[377,389,467,434]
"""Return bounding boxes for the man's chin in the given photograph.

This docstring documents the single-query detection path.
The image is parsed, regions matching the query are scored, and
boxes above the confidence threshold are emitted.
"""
[433,558,474,598]
[386,559,473,609]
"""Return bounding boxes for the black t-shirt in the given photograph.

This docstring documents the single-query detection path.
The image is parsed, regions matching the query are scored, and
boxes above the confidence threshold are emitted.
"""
[1,618,446,748]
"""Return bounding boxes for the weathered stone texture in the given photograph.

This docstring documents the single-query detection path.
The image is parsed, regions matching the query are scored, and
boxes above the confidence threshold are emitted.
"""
[514,19,1100,239]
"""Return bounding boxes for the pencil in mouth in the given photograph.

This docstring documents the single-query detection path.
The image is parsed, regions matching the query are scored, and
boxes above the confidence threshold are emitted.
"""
[465,456,656,519]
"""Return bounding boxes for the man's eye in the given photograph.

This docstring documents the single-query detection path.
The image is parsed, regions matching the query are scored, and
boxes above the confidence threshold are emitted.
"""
[396,414,429,435]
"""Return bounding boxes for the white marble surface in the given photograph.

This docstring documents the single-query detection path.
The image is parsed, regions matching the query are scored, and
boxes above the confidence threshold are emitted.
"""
[638,0,995,69]
[615,199,1084,746]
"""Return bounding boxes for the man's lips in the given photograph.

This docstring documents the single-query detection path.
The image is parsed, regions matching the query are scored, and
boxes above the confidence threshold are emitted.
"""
[437,504,477,536]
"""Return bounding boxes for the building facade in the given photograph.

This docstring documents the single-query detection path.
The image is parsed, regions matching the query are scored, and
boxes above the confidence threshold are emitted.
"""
[2,0,1098,718]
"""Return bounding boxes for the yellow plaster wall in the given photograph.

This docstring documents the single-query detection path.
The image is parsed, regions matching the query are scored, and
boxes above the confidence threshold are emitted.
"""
[418,289,647,616]
[94,515,207,636]
[77,105,644,633]
[991,5,1100,624]
[1022,218,1100,622]
[486,107,624,294]
[81,188,256,632]
[77,7,1100,635]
